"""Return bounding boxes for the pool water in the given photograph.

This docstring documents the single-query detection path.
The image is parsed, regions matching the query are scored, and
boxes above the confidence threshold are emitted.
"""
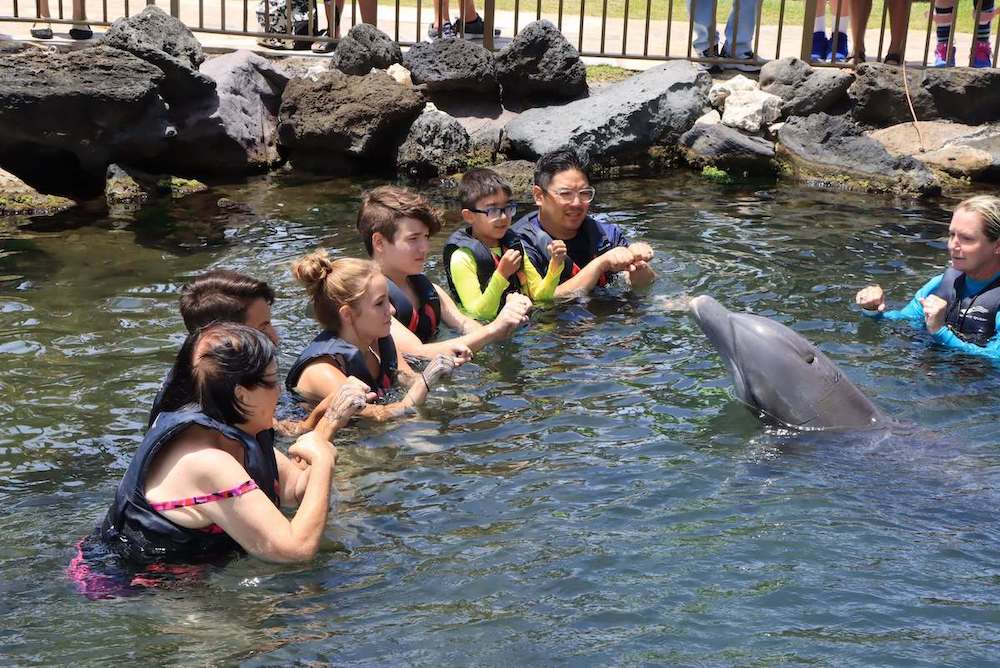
[1,173,998,666]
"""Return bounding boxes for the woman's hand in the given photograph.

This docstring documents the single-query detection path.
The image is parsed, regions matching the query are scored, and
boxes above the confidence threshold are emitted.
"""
[855,285,886,312]
[422,354,457,389]
[319,377,374,435]
[288,430,336,472]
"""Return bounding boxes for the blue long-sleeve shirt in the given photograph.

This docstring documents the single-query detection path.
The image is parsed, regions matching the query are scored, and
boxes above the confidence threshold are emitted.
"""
[864,271,1000,359]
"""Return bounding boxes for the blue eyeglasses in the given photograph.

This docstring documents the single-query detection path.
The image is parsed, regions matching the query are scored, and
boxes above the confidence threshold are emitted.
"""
[469,204,518,221]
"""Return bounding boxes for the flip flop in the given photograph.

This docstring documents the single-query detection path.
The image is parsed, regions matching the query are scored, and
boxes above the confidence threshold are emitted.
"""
[30,22,54,39]
[69,25,93,40]
[311,29,336,53]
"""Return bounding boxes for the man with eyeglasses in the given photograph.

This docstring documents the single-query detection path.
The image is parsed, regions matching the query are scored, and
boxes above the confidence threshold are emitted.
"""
[513,148,657,299]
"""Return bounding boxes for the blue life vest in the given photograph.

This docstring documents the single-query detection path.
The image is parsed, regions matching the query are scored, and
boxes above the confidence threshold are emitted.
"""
[512,211,627,287]
[285,331,398,398]
[387,274,441,343]
[932,267,1000,346]
[100,409,280,564]
[442,226,524,304]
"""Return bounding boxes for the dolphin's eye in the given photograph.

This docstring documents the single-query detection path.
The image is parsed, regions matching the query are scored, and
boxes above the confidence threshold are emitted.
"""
[805,354,815,364]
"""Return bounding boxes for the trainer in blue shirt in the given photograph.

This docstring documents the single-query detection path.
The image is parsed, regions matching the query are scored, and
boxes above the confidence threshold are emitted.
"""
[855,195,1000,359]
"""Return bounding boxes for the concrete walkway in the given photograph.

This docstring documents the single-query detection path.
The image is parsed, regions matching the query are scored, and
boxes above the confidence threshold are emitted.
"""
[0,0,988,67]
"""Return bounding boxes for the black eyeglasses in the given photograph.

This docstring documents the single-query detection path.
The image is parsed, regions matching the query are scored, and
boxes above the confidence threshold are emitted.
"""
[469,204,518,221]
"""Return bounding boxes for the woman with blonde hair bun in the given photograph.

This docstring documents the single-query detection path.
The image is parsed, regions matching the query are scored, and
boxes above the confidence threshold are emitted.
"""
[287,250,463,422]
[855,195,1000,358]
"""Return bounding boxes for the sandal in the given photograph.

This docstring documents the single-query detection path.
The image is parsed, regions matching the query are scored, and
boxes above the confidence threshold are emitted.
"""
[310,29,336,53]
[68,24,93,40]
[883,53,902,66]
[257,37,289,50]
[30,22,53,39]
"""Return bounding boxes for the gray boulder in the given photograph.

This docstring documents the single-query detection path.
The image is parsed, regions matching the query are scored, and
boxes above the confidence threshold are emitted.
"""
[278,69,425,172]
[759,57,853,117]
[503,60,710,164]
[102,6,215,102]
[164,50,289,175]
[495,20,587,102]
[776,113,940,196]
[0,168,75,217]
[0,46,172,197]
[330,24,402,75]
[923,67,1000,125]
[680,124,776,175]
[403,38,499,98]
[850,63,1000,127]
[397,109,471,178]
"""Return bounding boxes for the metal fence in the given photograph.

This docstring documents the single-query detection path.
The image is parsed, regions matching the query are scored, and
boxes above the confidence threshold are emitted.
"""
[2,0,998,67]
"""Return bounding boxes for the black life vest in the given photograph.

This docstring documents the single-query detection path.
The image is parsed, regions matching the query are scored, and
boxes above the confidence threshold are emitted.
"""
[512,211,627,287]
[285,331,398,398]
[147,368,275,449]
[387,275,441,343]
[99,409,280,564]
[932,267,1000,346]
[442,226,524,305]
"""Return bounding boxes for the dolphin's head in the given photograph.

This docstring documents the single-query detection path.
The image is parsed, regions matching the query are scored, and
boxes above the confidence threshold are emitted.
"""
[689,295,882,430]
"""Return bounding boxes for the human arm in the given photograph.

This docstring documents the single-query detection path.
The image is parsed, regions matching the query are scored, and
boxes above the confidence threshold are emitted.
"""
[521,241,565,302]
[158,436,336,563]
[448,247,510,319]
[295,357,434,423]
[553,246,638,299]
[927,312,1000,359]
[276,380,372,506]
[855,276,944,321]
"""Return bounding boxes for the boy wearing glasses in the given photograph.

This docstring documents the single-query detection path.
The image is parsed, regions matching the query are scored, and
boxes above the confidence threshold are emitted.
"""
[443,169,567,319]
[514,149,656,298]
[357,185,532,359]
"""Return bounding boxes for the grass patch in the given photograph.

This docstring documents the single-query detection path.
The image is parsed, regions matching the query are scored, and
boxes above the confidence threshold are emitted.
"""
[586,63,636,82]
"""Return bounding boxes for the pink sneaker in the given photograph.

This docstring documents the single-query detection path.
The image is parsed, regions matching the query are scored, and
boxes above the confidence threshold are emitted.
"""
[973,40,993,68]
[934,42,955,67]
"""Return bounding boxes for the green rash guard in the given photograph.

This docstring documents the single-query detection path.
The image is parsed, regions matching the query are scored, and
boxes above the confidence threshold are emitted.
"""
[448,246,562,319]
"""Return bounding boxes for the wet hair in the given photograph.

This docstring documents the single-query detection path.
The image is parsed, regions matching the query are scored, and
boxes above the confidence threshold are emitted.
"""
[356,185,442,256]
[159,323,278,425]
[178,270,275,333]
[533,148,590,191]
[459,168,513,210]
[956,195,1000,242]
[291,250,380,334]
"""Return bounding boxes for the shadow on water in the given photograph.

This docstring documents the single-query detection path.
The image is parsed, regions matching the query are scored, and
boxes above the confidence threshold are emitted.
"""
[3,171,1000,666]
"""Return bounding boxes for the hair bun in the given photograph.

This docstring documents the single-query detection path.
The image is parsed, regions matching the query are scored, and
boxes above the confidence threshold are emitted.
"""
[291,249,334,294]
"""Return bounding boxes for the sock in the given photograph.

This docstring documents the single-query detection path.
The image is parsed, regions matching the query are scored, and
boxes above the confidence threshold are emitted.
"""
[814,15,825,33]
[976,0,994,40]
[837,15,850,33]
[936,5,954,44]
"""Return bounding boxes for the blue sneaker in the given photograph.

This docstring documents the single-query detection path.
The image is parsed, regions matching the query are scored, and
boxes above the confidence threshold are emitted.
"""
[934,42,956,67]
[811,31,829,62]
[829,31,849,62]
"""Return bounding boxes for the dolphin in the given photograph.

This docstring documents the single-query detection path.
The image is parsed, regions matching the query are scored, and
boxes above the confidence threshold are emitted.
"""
[689,295,884,430]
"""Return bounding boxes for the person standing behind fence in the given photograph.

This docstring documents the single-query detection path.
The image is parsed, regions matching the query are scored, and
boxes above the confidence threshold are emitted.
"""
[686,0,765,71]
[850,0,911,64]
[30,0,91,40]
[931,0,995,66]
[811,0,852,62]
[309,0,378,52]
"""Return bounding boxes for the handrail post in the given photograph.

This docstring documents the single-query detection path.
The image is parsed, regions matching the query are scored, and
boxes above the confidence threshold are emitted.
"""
[800,0,818,61]
[484,0,495,50]
[170,0,180,16]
